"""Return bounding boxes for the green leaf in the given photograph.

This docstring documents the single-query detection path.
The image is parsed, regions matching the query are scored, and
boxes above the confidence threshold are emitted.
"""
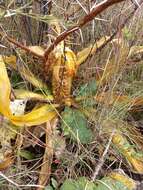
[78,80,96,97]
[51,178,58,189]
[122,27,133,40]
[60,179,77,190]
[96,171,136,190]
[44,185,54,190]
[60,172,136,190]
[60,177,96,190]
[61,107,93,144]
[112,133,143,174]
[96,175,136,190]
[18,150,35,160]
[96,177,127,190]
[77,80,96,107]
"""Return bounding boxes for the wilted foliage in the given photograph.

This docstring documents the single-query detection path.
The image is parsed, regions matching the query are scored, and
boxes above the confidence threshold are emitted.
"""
[0,0,143,189]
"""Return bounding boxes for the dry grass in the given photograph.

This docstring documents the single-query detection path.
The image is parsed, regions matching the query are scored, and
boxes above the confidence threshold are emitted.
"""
[0,0,143,189]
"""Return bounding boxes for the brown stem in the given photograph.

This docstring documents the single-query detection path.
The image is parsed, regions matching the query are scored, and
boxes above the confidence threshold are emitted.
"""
[95,5,138,54]
[91,0,143,59]
[6,36,44,59]
[0,30,44,59]
[44,0,126,59]
[37,118,58,190]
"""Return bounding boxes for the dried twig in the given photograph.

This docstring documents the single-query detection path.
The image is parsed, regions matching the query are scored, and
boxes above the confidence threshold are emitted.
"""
[91,130,115,181]
[77,0,143,66]
[95,4,139,54]
[5,36,44,59]
[0,30,44,59]
[44,0,126,59]
[0,172,20,188]
[0,172,45,189]
[1,0,142,63]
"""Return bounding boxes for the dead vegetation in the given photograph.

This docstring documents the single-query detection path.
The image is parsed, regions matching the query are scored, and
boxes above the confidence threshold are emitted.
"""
[0,0,143,189]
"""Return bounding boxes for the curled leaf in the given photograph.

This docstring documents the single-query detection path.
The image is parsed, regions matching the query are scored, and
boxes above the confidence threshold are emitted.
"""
[0,58,12,117]
[0,55,17,69]
[96,171,136,190]
[112,133,143,174]
[51,46,77,105]
[109,171,136,189]
[0,57,57,127]
[77,36,110,66]
[10,104,58,127]
[14,89,53,101]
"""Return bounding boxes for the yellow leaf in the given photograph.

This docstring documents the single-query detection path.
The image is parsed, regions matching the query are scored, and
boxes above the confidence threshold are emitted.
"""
[109,171,136,189]
[112,133,143,174]
[28,46,45,57]
[10,104,58,127]
[2,52,47,89]
[0,58,57,127]
[128,158,143,174]
[0,58,12,117]
[0,55,17,69]
[77,36,110,66]
[51,45,77,105]
[129,46,143,57]
[64,47,77,76]
[14,89,53,101]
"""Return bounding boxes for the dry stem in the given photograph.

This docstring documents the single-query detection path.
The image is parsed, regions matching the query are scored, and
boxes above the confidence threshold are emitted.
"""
[37,118,58,190]
[92,130,115,181]
[44,0,126,59]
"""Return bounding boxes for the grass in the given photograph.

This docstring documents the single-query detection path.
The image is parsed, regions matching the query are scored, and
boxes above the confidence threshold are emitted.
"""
[0,0,143,189]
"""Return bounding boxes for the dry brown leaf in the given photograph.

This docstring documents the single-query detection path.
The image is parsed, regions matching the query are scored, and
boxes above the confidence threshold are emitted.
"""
[38,118,58,190]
